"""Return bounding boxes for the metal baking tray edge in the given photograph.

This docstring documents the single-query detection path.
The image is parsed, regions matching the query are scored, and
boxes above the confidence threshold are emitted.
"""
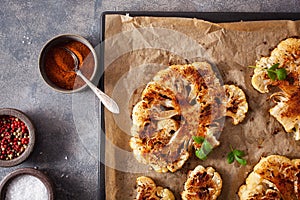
[98,11,300,200]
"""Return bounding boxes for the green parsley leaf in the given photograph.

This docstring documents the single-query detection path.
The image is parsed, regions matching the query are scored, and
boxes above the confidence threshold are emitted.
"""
[195,149,207,160]
[203,140,213,152]
[233,149,245,157]
[227,152,234,164]
[192,136,205,144]
[267,63,280,81]
[268,63,279,71]
[267,71,277,81]
[248,63,287,81]
[235,156,247,166]
[193,137,213,161]
[227,147,247,166]
[276,68,287,80]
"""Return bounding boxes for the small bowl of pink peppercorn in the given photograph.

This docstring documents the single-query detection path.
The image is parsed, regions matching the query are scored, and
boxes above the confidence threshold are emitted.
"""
[0,108,35,167]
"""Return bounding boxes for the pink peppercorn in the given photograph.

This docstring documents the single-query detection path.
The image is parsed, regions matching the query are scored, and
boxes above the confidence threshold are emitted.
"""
[0,115,29,160]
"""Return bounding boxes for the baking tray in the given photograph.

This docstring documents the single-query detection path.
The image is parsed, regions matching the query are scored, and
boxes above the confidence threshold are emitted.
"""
[98,11,300,200]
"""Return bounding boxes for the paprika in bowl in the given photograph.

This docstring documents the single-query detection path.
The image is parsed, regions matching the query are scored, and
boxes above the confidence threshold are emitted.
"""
[39,34,98,93]
[0,108,35,167]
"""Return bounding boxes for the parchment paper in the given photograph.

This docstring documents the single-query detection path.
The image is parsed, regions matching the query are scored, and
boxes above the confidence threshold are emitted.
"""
[103,14,300,200]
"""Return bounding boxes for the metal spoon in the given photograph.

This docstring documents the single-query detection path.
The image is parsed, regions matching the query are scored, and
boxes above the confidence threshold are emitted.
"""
[61,47,120,114]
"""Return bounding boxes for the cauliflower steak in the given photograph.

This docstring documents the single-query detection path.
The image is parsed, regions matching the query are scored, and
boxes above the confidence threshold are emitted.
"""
[251,38,300,140]
[130,62,248,172]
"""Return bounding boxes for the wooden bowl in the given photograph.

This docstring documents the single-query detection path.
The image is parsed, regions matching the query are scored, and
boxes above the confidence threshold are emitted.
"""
[0,108,35,167]
[0,168,54,200]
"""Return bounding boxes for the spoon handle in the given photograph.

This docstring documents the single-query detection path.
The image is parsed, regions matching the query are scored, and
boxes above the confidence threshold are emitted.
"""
[76,70,120,114]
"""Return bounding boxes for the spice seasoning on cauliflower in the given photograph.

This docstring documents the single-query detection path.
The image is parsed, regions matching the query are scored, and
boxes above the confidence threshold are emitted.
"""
[238,155,300,200]
[251,38,300,140]
[130,62,248,172]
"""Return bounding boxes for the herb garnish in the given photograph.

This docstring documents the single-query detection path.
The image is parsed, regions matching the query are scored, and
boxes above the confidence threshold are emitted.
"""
[192,136,213,160]
[249,63,287,81]
[227,145,247,166]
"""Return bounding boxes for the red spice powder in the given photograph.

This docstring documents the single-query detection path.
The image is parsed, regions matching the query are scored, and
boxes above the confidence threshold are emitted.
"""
[44,41,95,90]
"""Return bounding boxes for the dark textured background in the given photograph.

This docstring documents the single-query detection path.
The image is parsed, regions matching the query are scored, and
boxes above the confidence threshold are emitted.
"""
[0,1,300,199]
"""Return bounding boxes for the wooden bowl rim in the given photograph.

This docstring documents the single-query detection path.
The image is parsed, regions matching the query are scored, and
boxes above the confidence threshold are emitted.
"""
[0,167,54,200]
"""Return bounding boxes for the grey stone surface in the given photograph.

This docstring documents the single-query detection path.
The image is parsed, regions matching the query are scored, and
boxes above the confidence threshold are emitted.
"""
[0,1,300,200]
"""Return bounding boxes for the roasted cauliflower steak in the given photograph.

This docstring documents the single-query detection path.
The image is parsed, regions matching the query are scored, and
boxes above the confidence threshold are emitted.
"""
[238,155,300,200]
[136,176,175,200]
[181,165,222,200]
[251,38,300,140]
[130,62,248,172]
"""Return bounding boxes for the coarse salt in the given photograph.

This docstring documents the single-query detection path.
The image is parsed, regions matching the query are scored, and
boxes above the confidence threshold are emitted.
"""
[5,174,48,200]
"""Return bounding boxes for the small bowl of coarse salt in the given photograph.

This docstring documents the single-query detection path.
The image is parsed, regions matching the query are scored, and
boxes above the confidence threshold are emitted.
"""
[0,168,54,200]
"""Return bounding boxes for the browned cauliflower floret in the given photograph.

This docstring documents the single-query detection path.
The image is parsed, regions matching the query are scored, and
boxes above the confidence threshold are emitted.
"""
[238,155,300,200]
[251,38,300,93]
[224,84,248,125]
[238,172,281,200]
[270,88,300,140]
[251,38,300,140]
[181,165,222,200]
[136,176,175,200]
